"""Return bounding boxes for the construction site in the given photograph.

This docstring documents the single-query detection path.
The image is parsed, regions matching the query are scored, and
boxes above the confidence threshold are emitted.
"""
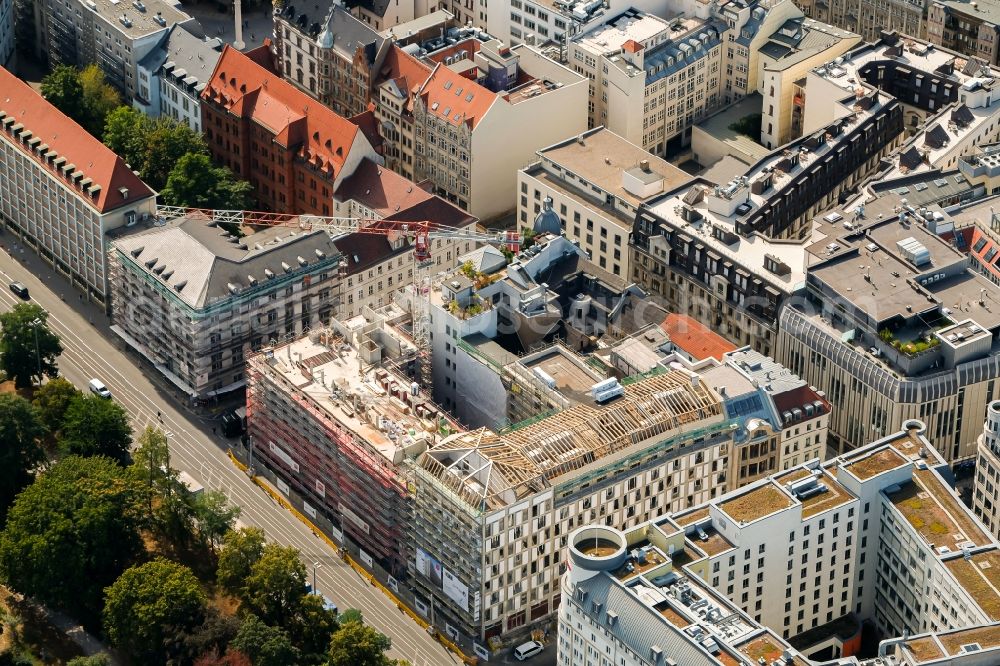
[245,303,462,575]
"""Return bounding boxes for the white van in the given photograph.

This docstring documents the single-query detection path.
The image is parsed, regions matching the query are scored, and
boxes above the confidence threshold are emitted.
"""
[88,378,112,399]
[513,640,543,661]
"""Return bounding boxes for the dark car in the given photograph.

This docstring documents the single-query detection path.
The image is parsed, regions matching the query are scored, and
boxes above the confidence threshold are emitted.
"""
[8,282,28,299]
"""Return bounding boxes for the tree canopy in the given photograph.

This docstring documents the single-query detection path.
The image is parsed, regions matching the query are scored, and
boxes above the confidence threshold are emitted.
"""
[326,620,396,666]
[0,394,45,522]
[243,544,308,627]
[0,304,62,388]
[161,153,252,210]
[31,377,80,433]
[0,456,146,619]
[229,615,299,666]
[103,558,207,663]
[216,527,266,597]
[59,394,133,463]
[40,64,120,137]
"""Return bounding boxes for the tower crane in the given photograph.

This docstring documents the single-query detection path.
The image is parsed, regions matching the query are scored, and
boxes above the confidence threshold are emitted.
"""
[156,206,523,389]
[154,206,523,262]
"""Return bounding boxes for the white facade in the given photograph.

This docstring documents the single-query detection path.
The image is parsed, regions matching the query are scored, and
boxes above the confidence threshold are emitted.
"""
[973,400,1000,540]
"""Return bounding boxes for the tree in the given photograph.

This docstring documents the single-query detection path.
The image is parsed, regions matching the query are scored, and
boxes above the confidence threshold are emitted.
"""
[170,608,242,665]
[66,656,112,666]
[230,615,299,666]
[0,394,45,522]
[129,425,172,496]
[216,527,266,596]
[59,394,133,463]
[103,106,151,170]
[194,651,252,666]
[244,544,307,626]
[0,304,62,388]
[161,153,252,210]
[103,558,207,663]
[288,592,340,664]
[79,65,121,137]
[193,490,241,552]
[326,620,395,666]
[142,120,209,190]
[338,608,363,625]
[31,377,80,432]
[40,66,86,126]
[0,456,146,619]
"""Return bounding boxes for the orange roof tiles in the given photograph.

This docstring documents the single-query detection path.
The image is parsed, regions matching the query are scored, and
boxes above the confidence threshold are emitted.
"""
[0,67,154,213]
[622,39,644,53]
[662,313,738,361]
[203,45,361,178]
[418,64,496,129]
[378,45,433,114]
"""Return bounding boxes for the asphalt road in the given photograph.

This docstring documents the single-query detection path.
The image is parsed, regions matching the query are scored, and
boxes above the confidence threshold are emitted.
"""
[0,241,457,666]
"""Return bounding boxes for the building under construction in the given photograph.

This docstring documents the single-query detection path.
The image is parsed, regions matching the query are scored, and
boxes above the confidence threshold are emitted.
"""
[246,306,461,574]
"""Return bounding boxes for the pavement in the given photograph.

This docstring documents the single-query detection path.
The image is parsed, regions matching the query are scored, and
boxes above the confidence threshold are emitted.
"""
[0,237,457,666]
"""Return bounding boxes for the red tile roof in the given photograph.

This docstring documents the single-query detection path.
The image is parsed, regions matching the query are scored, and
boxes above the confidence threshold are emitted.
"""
[202,45,362,178]
[661,313,738,361]
[418,63,496,129]
[622,39,644,53]
[772,385,830,423]
[377,45,433,114]
[0,67,154,213]
[970,227,1000,282]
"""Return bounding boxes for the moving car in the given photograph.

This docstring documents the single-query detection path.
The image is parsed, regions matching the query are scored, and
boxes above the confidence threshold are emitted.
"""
[513,640,543,661]
[88,378,112,399]
[8,282,28,299]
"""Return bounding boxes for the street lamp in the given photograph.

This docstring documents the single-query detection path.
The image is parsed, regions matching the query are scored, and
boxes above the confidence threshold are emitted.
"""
[30,318,41,384]
[312,561,322,596]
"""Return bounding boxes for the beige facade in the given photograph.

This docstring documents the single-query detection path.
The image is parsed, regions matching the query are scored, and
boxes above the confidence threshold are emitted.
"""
[928,0,1000,66]
[974,399,1000,538]
[796,0,925,43]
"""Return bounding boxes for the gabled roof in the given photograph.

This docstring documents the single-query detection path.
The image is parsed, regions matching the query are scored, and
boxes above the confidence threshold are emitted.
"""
[377,45,433,113]
[202,45,361,178]
[951,103,975,127]
[899,146,924,171]
[417,63,496,129]
[923,123,950,149]
[0,67,154,213]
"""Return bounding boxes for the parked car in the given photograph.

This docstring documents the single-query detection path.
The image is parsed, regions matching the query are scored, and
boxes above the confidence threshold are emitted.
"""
[88,378,112,399]
[8,282,28,299]
[513,640,543,661]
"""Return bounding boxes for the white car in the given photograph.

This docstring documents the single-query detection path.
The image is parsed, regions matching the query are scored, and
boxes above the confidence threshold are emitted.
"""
[513,640,543,661]
[88,378,112,399]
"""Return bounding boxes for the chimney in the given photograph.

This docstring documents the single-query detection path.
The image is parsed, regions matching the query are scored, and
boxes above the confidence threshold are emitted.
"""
[640,159,650,172]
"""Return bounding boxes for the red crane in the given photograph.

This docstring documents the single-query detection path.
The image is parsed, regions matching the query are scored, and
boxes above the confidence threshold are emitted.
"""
[155,206,523,262]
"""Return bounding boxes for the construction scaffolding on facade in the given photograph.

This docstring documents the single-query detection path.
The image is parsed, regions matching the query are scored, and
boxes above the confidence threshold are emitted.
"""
[246,319,463,574]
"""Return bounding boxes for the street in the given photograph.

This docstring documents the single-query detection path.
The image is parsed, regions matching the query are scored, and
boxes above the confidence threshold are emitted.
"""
[0,241,457,666]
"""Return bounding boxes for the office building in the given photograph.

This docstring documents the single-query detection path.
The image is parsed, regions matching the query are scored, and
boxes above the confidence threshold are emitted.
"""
[0,67,156,303]
[201,44,380,215]
[561,420,1000,664]
[135,24,224,132]
[37,0,199,100]
[973,399,1000,538]
[108,211,343,399]
[0,0,14,69]
[777,195,1000,461]
[518,127,692,278]
[797,0,925,44]
[272,4,388,118]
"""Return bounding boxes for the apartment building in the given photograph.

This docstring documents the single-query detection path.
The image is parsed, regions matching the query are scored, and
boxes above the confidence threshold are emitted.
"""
[373,37,587,220]
[201,45,379,215]
[331,157,478,319]
[796,0,925,43]
[928,0,1000,66]
[973,400,1000,538]
[36,0,198,100]
[271,4,388,118]
[108,211,343,398]
[246,320,461,574]
[135,24,224,132]
[518,127,692,278]
[777,195,1000,461]
[0,67,156,303]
